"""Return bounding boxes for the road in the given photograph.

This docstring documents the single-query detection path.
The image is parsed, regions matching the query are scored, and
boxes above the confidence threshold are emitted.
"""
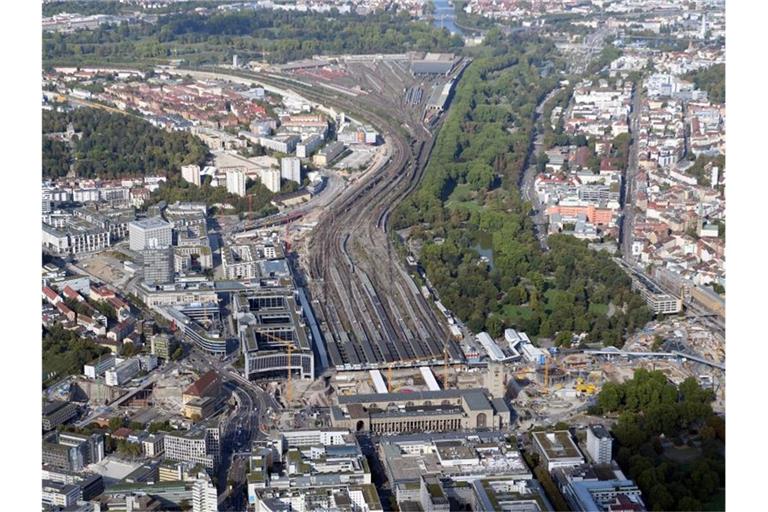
[620,82,643,264]
[520,86,563,251]
[185,349,277,509]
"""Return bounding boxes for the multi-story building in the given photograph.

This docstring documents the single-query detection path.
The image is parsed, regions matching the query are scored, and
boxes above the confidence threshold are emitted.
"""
[55,431,105,466]
[74,207,136,241]
[630,271,682,315]
[128,216,172,251]
[259,133,300,154]
[151,333,178,360]
[280,157,301,183]
[182,370,222,405]
[181,164,202,187]
[41,480,81,509]
[42,401,79,431]
[143,434,165,458]
[313,141,345,166]
[140,247,174,285]
[236,288,314,382]
[531,431,585,472]
[174,224,213,271]
[331,389,511,434]
[296,133,324,158]
[226,168,246,197]
[260,168,281,193]
[192,473,219,512]
[586,425,613,464]
[42,222,111,255]
[42,468,104,501]
[105,358,141,386]
[163,423,221,470]
[221,243,261,280]
[42,441,83,472]
[137,280,218,308]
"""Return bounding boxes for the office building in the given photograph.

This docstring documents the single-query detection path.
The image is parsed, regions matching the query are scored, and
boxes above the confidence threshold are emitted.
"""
[280,429,349,448]
[42,222,111,255]
[296,133,324,158]
[83,354,117,379]
[192,473,219,512]
[57,431,105,465]
[280,157,301,183]
[129,217,172,251]
[331,389,511,434]
[557,472,645,512]
[221,243,261,280]
[380,431,531,497]
[313,141,345,166]
[42,480,81,508]
[140,247,174,285]
[531,431,585,471]
[42,401,79,431]
[143,434,165,458]
[236,289,315,382]
[43,440,84,472]
[226,168,246,197]
[105,358,141,387]
[163,423,221,470]
[259,168,281,193]
[586,425,613,464]
[151,334,178,360]
[181,165,202,187]
[259,133,300,154]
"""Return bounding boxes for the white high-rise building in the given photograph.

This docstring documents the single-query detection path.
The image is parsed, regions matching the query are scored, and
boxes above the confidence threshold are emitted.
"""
[586,425,613,464]
[181,164,201,187]
[232,54,239,68]
[192,473,219,512]
[259,168,281,193]
[128,217,172,251]
[281,157,301,183]
[226,168,246,197]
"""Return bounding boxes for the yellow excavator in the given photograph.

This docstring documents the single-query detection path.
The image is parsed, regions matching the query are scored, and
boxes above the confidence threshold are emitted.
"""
[575,377,597,395]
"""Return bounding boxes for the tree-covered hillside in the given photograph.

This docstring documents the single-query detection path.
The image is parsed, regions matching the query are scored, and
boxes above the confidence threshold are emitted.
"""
[42,107,209,179]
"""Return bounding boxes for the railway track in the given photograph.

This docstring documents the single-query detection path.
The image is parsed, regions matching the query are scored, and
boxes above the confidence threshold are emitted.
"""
[188,65,463,370]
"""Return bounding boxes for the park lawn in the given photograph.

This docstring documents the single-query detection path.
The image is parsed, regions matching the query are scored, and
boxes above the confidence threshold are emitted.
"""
[503,304,534,323]
[588,303,609,315]
[446,184,483,213]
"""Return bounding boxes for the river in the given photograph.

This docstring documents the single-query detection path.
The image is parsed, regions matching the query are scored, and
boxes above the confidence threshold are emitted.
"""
[432,0,463,36]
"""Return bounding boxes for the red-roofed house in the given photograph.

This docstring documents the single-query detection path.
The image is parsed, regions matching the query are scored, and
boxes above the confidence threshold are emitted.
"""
[89,286,116,302]
[108,296,131,322]
[62,286,85,302]
[111,427,133,440]
[43,286,62,305]
[182,370,221,404]
[108,320,135,342]
[56,302,76,322]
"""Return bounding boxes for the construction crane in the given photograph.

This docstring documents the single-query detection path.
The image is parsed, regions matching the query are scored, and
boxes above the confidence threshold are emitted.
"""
[543,357,550,394]
[258,331,296,406]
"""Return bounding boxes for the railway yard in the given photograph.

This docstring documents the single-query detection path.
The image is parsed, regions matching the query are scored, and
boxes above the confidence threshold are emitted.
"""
[233,56,471,371]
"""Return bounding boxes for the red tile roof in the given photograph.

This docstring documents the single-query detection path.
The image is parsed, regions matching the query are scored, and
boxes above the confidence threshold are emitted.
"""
[184,370,220,397]
[43,287,60,301]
